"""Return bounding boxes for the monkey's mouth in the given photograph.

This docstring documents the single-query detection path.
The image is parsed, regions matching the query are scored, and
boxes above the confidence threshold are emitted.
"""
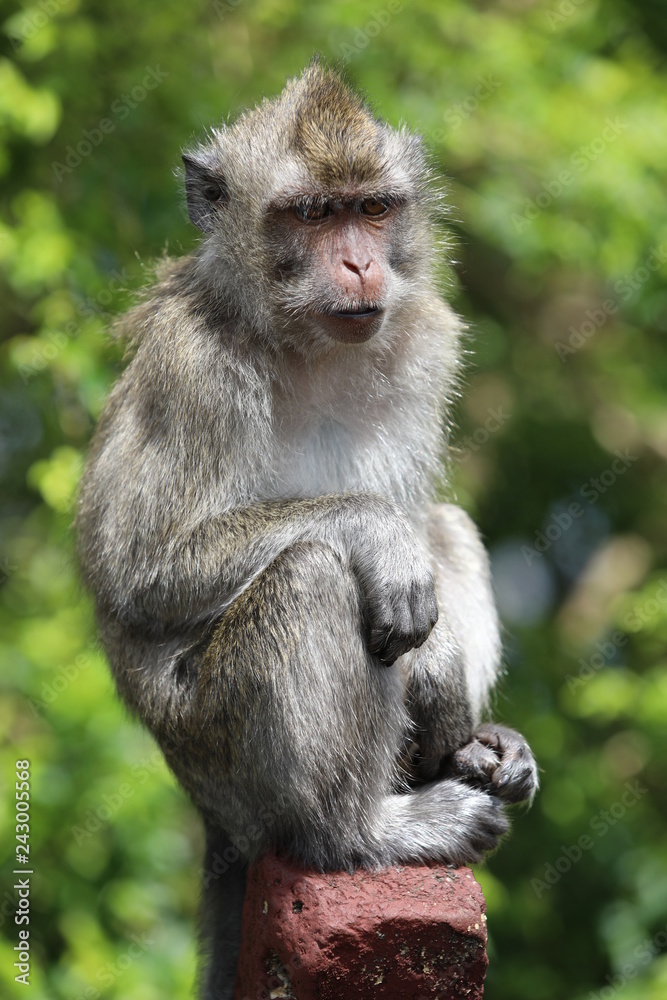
[316,304,385,343]
[331,306,383,319]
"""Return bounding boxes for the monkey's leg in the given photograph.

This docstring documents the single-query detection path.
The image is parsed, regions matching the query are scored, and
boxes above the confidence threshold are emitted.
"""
[189,540,507,877]
[406,504,538,802]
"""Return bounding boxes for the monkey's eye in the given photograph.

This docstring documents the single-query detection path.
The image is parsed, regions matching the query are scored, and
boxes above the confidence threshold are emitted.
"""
[360,198,389,217]
[203,182,224,202]
[294,202,331,223]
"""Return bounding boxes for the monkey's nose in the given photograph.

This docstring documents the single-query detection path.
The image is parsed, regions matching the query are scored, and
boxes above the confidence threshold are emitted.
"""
[342,257,372,276]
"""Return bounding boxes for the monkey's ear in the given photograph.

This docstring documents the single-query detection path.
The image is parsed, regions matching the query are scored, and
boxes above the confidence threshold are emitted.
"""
[182,153,229,232]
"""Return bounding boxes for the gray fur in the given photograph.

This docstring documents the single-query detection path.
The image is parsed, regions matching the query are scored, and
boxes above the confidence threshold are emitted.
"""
[77,64,537,999]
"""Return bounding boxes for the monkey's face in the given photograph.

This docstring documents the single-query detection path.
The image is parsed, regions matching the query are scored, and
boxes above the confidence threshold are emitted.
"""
[265,192,408,346]
[181,65,437,352]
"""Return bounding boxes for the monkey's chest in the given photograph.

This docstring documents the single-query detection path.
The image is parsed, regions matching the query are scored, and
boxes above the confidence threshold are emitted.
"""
[268,415,409,503]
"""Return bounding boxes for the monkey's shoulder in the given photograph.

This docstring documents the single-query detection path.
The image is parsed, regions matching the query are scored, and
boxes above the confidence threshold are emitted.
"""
[109,255,194,344]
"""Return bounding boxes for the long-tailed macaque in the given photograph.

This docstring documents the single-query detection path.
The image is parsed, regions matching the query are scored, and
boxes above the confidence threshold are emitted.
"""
[77,63,538,998]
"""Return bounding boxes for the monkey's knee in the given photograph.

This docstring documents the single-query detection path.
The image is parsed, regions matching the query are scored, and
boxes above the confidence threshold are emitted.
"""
[261,540,364,644]
[276,540,359,607]
[212,542,361,658]
[426,503,487,564]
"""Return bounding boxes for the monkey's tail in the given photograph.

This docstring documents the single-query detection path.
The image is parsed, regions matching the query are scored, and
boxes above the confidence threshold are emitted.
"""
[197,824,248,1000]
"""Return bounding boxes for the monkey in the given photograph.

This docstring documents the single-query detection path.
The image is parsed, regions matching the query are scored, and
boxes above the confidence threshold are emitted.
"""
[76,63,538,999]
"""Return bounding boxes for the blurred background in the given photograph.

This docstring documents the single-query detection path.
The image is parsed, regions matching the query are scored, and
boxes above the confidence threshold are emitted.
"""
[1,1,666,997]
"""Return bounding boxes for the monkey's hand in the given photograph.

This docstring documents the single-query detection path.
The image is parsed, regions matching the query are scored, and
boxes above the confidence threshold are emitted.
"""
[354,530,438,666]
[450,723,539,804]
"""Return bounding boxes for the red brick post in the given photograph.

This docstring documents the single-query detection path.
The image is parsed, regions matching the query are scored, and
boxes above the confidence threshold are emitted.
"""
[234,851,488,999]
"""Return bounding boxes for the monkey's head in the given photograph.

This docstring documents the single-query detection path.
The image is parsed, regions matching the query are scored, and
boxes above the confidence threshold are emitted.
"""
[183,62,439,353]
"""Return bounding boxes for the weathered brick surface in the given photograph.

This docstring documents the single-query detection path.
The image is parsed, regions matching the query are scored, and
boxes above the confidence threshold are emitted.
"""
[234,851,488,999]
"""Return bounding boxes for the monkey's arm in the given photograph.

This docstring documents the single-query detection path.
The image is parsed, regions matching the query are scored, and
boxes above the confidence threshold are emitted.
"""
[81,491,438,667]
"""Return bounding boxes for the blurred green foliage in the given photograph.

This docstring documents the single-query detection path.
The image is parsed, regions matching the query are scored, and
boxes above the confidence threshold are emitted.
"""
[1,0,666,997]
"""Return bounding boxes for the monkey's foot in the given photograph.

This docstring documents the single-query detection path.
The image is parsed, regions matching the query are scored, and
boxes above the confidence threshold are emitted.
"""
[451,723,539,804]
